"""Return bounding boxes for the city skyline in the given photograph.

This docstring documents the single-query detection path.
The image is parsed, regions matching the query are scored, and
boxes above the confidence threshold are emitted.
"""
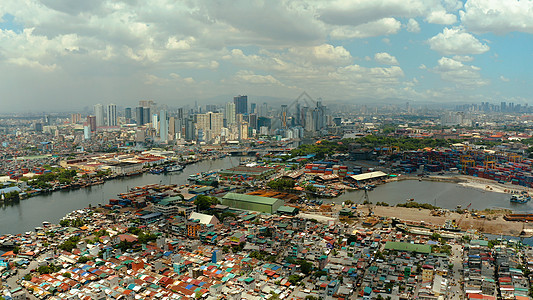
[1,0,533,112]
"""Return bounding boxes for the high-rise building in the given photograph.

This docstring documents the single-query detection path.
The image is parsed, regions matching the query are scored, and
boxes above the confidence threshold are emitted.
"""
[234,95,248,115]
[143,107,151,126]
[71,113,82,124]
[280,105,288,129]
[185,116,195,141]
[135,107,144,125]
[260,102,268,117]
[177,107,184,120]
[196,112,223,142]
[87,116,96,132]
[249,113,258,130]
[160,110,168,142]
[225,102,236,126]
[152,113,159,131]
[125,107,132,120]
[83,123,91,140]
[250,103,257,114]
[107,103,117,126]
[168,117,175,140]
[94,104,104,127]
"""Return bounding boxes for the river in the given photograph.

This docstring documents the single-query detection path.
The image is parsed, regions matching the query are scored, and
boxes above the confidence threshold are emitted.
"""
[0,156,242,235]
[326,180,532,212]
[1,160,532,235]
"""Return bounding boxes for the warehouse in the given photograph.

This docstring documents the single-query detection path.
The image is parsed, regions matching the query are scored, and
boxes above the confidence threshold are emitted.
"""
[349,171,388,183]
[221,192,283,214]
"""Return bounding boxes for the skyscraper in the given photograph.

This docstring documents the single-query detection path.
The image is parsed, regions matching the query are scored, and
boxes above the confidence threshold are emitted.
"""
[234,95,248,115]
[125,107,132,120]
[196,112,223,142]
[71,113,82,124]
[107,103,117,126]
[135,107,144,125]
[87,116,96,132]
[281,105,288,129]
[143,107,151,126]
[160,110,168,142]
[94,104,104,127]
[250,103,257,114]
[225,102,236,126]
[152,113,159,131]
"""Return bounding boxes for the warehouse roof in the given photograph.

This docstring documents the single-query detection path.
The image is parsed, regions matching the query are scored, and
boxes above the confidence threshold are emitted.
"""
[384,241,431,254]
[222,192,280,205]
[350,171,388,181]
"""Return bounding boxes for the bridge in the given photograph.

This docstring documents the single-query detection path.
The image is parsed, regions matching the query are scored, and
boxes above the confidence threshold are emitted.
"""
[223,148,294,156]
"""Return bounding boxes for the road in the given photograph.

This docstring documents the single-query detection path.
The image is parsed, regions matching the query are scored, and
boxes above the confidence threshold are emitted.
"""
[3,250,52,300]
[448,243,463,299]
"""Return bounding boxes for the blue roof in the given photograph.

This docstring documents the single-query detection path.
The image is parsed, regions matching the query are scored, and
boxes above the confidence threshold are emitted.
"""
[140,212,163,219]
[0,186,21,194]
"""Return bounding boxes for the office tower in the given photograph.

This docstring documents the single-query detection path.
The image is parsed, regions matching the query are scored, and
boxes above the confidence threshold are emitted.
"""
[71,113,81,124]
[177,107,184,120]
[83,123,91,140]
[257,117,271,129]
[125,107,132,120]
[34,122,43,132]
[305,109,314,132]
[260,102,268,117]
[185,116,195,141]
[135,107,144,125]
[107,103,117,126]
[501,102,507,112]
[249,113,257,130]
[87,116,96,131]
[295,103,301,126]
[225,102,236,126]
[143,107,151,126]
[234,95,248,115]
[94,104,104,127]
[281,105,288,129]
[152,113,159,131]
[160,110,168,142]
[250,103,257,114]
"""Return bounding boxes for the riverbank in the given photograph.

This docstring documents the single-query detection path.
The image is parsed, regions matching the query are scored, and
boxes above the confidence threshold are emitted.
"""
[389,174,531,195]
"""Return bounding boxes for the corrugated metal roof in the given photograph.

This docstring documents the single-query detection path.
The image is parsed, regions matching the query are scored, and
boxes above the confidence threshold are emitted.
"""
[350,171,388,181]
[222,192,279,205]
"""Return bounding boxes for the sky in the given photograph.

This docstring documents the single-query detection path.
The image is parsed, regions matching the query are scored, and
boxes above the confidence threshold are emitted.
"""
[1,0,533,112]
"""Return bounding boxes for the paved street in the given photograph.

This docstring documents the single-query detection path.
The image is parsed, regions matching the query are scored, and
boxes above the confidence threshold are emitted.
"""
[448,243,463,299]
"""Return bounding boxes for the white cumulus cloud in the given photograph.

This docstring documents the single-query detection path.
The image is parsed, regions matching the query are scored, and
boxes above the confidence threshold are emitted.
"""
[461,0,533,34]
[374,52,399,65]
[425,10,457,25]
[428,27,489,55]
[406,18,421,33]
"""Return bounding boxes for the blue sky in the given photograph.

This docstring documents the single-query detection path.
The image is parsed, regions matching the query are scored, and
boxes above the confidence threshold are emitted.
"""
[0,0,532,112]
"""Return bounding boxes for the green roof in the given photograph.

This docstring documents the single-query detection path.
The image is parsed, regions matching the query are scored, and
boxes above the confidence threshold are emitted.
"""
[384,242,432,254]
[277,206,298,214]
[222,192,280,205]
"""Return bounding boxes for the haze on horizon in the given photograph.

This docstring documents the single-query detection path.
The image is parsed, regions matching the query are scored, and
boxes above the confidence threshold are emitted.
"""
[0,0,532,113]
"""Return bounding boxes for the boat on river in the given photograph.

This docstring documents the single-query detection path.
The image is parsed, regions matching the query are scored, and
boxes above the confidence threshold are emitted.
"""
[510,195,530,204]
[165,164,184,173]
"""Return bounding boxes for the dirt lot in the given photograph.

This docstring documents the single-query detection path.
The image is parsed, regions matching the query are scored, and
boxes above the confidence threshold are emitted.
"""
[368,205,531,236]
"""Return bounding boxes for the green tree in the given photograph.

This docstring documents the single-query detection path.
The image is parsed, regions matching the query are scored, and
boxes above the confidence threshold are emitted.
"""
[194,195,220,211]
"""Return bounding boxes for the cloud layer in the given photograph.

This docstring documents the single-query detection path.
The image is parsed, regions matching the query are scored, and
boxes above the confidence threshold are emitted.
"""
[0,0,531,111]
